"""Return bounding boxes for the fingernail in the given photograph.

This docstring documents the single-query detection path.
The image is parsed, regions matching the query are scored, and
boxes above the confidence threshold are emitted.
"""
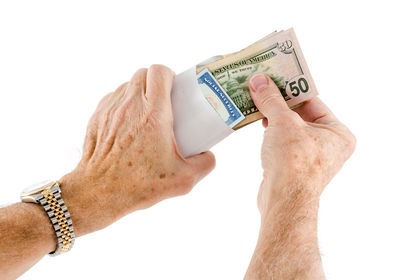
[249,74,269,92]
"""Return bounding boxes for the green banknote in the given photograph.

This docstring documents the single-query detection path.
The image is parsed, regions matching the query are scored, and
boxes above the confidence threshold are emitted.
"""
[197,28,318,129]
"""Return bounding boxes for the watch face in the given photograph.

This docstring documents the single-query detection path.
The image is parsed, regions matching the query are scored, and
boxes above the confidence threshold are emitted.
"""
[21,180,54,196]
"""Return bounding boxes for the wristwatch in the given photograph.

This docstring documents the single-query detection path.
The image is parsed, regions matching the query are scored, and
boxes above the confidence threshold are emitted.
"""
[20,180,75,256]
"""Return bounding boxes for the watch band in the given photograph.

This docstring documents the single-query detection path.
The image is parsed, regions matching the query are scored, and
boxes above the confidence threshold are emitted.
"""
[38,182,75,256]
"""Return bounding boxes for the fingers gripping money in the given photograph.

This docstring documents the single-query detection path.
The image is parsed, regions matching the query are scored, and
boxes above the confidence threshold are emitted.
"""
[171,28,317,157]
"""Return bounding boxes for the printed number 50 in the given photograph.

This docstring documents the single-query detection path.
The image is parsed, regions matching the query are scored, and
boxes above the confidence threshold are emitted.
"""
[288,78,309,97]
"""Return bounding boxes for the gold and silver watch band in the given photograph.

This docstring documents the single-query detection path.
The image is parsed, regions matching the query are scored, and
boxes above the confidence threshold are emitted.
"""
[38,183,75,256]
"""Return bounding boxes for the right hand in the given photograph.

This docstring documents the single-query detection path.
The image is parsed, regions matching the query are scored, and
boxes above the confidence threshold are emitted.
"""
[248,73,356,214]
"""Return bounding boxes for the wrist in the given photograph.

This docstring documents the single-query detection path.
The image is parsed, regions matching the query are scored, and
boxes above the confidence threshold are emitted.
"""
[58,170,133,237]
[258,182,320,251]
[248,179,324,280]
[250,200,323,280]
[15,202,57,254]
[57,172,97,237]
[260,178,321,221]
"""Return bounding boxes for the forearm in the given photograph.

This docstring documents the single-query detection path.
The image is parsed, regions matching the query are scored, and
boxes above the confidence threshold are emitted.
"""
[245,183,325,280]
[0,202,55,279]
[0,174,114,279]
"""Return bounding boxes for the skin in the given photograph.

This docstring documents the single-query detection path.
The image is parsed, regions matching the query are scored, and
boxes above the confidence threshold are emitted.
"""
[0,65,216,279]
[0,67,355,280]
[244,73,356,279]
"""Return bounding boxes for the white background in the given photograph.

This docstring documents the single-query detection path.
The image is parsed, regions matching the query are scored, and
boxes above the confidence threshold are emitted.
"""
[0,0,399,279]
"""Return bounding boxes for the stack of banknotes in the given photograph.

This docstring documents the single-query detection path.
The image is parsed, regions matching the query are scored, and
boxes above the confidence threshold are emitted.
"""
[195,28,318,129]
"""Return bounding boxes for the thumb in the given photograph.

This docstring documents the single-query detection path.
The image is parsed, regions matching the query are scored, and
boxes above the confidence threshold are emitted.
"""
[185,151,216,183]
[249,74,291,121]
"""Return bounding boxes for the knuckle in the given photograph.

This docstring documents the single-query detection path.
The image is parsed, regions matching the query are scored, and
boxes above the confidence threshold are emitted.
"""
[135,67,148,75]
[96,92,113,110]
[176,174,196,195]
[88,110,99,125]
[86,121,97,137]
[183,173,196,188]
[177,186,192,196]
[149,64,174,78]
[129,73,146,89]
[345,130,357,155]
[207,153,217,170]
[336,124,357,157]
[259,93,282,108]
[99,93,111,104]
[132,68,147,80]
[114,106,127,125]
[115,81,129,93]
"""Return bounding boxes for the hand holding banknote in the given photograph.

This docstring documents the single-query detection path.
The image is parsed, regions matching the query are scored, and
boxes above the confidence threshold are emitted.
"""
[245,73,356,279]
[0,29,357,280]
[173,28,319,157]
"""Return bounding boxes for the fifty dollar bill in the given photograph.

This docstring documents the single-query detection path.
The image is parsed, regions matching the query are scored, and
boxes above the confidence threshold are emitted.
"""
[196,28,318,129]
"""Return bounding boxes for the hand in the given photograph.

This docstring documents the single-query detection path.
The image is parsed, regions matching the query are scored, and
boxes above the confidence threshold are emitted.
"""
[244,74,355,279]
[248,73,356,214]
[60,65,216,236]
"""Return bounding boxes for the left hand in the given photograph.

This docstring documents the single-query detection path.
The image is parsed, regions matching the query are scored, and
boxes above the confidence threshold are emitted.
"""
[60,65,216,237]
